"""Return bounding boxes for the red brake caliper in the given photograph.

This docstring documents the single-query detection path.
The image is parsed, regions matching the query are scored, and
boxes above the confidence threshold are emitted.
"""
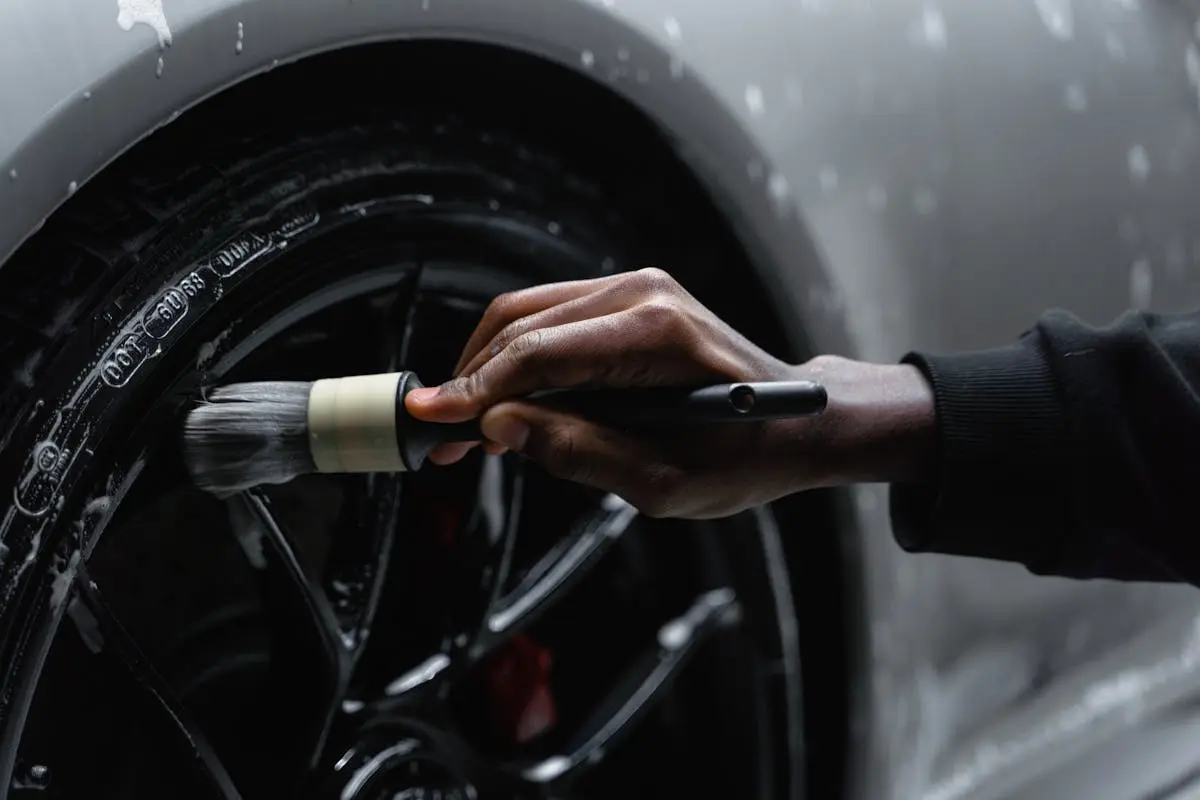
[434,499,557,745]
[481,633,557,745]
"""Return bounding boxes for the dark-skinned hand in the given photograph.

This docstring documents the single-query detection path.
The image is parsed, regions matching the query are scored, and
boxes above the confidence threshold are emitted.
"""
[405,268,937,518]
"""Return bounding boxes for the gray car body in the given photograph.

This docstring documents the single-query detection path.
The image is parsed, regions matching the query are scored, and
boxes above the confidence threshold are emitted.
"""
[3,0,1200,797]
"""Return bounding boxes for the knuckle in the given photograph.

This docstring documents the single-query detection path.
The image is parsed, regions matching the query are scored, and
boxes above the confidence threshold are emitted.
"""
[633,267,681,295]
[504,329,545,364]
[484,290,522,320]
[491,319,529,354]
[636,297,691,338]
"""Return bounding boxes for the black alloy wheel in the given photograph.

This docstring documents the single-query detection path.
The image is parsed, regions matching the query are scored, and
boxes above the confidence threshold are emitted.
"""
[0,61,811,800]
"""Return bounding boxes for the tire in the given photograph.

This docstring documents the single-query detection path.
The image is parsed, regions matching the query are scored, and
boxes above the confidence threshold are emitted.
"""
[0,100,805,799]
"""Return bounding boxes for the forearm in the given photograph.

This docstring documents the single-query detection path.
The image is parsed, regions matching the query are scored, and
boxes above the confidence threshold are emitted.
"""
[882,307,1200,584]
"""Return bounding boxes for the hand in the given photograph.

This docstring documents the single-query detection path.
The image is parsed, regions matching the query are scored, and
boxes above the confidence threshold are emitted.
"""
[405,268,938,517]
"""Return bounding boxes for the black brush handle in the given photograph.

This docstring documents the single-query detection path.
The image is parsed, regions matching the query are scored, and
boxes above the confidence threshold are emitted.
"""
[395,371,828,470]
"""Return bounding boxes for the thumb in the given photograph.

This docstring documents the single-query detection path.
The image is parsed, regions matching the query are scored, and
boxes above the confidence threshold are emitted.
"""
[480,401,674,503]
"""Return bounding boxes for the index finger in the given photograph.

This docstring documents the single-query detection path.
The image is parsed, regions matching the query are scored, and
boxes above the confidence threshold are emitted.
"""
[408,313,633,422]
[452,276,618,375]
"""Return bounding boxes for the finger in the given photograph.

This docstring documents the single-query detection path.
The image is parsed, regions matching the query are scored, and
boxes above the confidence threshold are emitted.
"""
[452,277,619,376]
[456,281,642,379]
[479,401,678,505]
[426,441,479,465]
[417,312,641,422]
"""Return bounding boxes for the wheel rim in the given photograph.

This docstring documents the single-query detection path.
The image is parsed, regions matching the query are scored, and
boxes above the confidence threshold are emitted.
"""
[0,170,801,800]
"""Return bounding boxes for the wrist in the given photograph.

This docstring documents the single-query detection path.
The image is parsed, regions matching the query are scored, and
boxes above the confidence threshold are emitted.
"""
[784,355,939,487]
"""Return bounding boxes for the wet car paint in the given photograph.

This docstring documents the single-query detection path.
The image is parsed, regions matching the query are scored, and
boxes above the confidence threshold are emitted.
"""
[5,0,1200,798]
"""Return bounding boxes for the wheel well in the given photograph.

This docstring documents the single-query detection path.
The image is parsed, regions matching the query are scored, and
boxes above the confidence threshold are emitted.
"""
[14,38,856,798]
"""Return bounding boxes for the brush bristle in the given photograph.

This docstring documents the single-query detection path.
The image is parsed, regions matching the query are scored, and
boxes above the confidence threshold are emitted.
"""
[182,381,317,496]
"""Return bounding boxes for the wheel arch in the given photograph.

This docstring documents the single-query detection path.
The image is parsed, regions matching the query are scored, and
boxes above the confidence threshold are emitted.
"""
[0,7,867,794]
[0,0,854,357]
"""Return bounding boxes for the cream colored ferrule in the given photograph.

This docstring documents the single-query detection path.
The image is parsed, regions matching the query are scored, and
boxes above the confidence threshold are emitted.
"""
[307,373,407,474]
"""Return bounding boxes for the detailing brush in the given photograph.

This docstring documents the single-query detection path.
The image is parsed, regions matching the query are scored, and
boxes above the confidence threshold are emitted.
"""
[182,370,828,495]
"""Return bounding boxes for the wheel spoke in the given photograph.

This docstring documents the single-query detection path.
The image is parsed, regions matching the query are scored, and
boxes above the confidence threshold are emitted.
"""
[71,571,244,799]
[475,495,637,658]
[517,588,743,787]
[321,475,402,654]
[481,453,525,611]
[321,267,420,655]
[226,490,350,772]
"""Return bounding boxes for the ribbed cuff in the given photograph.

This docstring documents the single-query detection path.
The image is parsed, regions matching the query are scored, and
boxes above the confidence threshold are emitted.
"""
[889,335,1072,567]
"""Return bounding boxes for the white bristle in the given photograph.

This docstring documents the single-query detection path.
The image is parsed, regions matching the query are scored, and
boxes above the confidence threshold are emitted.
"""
[182,381,316,496]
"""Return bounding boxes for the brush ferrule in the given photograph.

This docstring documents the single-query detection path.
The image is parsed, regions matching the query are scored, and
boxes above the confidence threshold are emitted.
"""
[307,373,407,473]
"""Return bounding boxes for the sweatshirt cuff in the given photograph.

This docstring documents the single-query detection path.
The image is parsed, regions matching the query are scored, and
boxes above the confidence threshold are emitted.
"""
[888,335,1073,567]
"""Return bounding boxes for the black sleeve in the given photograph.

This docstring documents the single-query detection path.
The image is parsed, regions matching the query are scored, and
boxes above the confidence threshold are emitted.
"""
[889,307,1200,584]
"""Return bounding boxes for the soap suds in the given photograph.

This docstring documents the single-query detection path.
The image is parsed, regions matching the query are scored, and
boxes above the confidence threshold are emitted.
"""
[116,0,173,49]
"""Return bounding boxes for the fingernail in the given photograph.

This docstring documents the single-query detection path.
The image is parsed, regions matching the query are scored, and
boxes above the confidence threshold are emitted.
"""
[407,387,440,404]
[482,414,530,451]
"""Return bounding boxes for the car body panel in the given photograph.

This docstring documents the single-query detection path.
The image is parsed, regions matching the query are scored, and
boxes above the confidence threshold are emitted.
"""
[4,0,1200,798]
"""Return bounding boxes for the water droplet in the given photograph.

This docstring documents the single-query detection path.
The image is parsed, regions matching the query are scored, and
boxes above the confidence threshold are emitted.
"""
[1127,144,1151,183]
[818,167,839,191]
[271,58,280,69]
[1104,31,1127,60]
[664,16,682,41]
[487,199,500,211]
[67,181,78,196]
[547,221,561,235]
[8,168,17,181]
[867,185,888,208]
[913,188,939,215]
[669,57,685,79]
[580,50,595,68]
[617,47,630,62]
[744,84,765,116]
[767,172,791,203]
[235,21,244,54]
[1129,258,1152,309]
[1063,82,1088,112]
[422,0,430,9]
[83,90,92,101]
[911,5,948,50]
[1185,44,1200,113]
[156,56,165,78]
[601,256,616,273]
[1034,0,1074,41]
